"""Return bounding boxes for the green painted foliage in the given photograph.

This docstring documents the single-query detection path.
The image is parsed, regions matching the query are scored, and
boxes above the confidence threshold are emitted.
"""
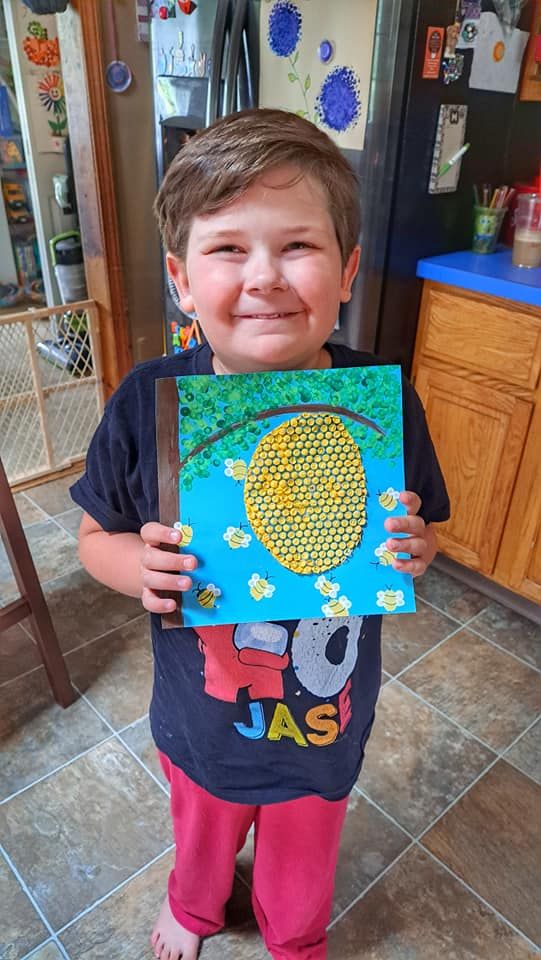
[177,367,402,486]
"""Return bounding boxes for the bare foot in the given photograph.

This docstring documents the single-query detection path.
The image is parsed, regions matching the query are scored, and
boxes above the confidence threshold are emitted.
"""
[150,896,201,960]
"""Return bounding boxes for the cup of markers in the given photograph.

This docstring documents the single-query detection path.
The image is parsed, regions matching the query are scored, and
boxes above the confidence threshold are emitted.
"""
[472,185,515,255]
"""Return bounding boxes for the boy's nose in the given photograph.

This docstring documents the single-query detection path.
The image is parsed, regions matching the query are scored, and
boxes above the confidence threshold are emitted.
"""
[245,256,289,293]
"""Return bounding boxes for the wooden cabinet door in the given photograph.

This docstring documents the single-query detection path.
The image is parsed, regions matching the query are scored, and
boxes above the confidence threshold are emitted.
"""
[494,405,541,604]
[414,365,532,574]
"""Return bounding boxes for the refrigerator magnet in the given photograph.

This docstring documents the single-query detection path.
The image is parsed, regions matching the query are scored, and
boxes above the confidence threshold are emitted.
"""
[318,39,335,64]
[457,19,480,49]
[428,103,468,194]
[422,27,445,79]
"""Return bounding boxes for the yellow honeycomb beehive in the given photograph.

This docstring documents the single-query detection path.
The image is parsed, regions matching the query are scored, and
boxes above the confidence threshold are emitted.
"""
[244,413,367,574]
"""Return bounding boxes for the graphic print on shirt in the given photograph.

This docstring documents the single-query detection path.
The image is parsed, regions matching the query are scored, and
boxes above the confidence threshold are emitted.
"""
[195,617,364,748]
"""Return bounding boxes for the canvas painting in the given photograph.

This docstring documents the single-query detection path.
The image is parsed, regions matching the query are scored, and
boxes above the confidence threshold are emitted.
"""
[157,365,415,628]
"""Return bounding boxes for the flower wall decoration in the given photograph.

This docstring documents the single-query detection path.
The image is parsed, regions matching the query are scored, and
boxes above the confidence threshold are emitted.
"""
[268,0,302,57]
[315,66,361,133]
[266,0,361,132]
[37,72,67,135]
[268,1,313,120]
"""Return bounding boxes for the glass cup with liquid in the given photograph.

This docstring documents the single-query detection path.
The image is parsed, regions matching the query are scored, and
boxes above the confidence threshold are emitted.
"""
[512,193,541,269]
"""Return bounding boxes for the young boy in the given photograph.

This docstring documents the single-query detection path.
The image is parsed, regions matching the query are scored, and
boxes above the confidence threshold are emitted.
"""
[71,108,449,960]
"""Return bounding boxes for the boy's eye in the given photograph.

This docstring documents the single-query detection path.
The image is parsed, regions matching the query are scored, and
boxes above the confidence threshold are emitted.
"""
[210,245,243,254]
[285,241,312,251]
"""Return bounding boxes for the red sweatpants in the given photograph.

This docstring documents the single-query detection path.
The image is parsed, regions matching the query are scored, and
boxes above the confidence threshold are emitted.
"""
[158,752,348,959]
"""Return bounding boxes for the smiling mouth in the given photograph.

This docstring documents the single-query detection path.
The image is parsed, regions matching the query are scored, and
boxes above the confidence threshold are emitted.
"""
[235,311,300,320]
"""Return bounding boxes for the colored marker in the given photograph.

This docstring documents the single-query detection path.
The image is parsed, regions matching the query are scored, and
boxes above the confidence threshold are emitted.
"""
[436,142,470,179]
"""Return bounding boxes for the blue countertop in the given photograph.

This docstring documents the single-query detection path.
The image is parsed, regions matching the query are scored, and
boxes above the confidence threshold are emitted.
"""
[416,249,541,308]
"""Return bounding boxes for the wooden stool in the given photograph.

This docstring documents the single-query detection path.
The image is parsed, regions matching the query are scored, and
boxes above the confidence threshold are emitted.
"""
[0,456,76,707]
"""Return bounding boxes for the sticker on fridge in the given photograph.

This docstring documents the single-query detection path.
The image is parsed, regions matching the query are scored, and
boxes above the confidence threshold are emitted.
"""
[469,11,529,93]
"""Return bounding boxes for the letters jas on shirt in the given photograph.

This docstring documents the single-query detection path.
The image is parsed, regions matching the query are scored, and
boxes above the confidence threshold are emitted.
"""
[195,617,363,748]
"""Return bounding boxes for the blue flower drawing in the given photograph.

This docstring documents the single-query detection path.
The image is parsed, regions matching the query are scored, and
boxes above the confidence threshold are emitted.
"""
[315,66,361,132]
[268,1,302,58]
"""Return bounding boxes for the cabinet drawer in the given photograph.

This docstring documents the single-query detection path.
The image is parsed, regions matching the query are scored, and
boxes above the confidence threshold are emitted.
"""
[421,286,541,389]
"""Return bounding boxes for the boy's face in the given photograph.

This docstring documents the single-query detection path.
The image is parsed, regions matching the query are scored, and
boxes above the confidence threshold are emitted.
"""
[167,166,360,373]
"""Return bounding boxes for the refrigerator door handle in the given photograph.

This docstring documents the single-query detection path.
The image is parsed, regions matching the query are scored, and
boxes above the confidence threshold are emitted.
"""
[206,0,233,126]
[241,25,255,110]
[224,0,248,115]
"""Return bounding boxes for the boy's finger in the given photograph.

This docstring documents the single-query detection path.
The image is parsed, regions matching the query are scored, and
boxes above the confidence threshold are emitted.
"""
[386,535,426,557]
[140,522,182,547]
[391,556,428,578]
[399,491,422,516]
[142,570,193,593]
[141,586,178,613]
[384,515,425,536]
[142,544,198,572]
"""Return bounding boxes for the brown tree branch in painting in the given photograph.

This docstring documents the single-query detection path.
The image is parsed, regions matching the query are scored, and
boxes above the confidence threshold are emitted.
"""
[179,404,385,470]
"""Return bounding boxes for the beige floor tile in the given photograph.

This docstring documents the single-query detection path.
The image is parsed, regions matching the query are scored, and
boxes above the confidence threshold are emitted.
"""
[0,856,48,959]
[0,520,80,604]
[120,716,169,789]
[327,846,538,959]
[504,720,541,784]
[0,621,40,685]
[24,475,81,517]
[332,790,410,919]
[61,849,262,960]
[13,491,47,526]
[39,566,143,654]
[358,682,494,835]
[0,666,109,799]
[423,761,541,944]
[66,616,153,729]
[468,601,541,669]
[54,506,83,540]
[59,850,172,958]
[200,920,268,960]
[401,629,541,751]
[24,943,63,960]
[0,740,171,931]
[415,566,490,622]
[381,598,457,675]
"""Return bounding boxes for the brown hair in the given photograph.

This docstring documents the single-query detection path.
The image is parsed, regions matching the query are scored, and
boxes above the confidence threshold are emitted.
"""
[154,108,360,266]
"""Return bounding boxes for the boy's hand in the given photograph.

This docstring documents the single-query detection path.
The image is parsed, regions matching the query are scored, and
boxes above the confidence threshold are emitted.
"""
[140,522,198,613]
[384,491,437,578]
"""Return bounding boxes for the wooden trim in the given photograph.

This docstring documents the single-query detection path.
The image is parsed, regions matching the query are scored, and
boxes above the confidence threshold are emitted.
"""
[57,3,132,397]
[494,403,541,598]
[0,299,97,326]
[10,460,86,495]
[23,319,54,469]
[156,378,183,630]
[520,0,541,102]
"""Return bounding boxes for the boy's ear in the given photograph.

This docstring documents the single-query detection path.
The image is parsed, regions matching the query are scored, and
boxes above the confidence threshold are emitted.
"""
[166,252,195,314]
[340,245,361,303]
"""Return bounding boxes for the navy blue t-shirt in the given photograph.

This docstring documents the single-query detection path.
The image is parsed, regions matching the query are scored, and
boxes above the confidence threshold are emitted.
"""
[71,343,449,804]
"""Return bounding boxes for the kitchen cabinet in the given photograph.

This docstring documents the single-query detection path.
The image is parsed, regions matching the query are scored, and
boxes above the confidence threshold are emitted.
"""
[412,251,541,604]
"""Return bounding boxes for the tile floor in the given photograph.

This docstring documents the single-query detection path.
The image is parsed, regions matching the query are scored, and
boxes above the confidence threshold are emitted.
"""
[1,476,540,960]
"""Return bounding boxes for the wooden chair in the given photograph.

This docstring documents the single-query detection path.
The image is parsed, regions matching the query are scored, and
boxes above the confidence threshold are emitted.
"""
[0,456,76,707]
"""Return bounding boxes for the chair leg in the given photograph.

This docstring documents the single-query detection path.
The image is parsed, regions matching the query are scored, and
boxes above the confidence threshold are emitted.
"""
[1,457,76,707]
[28,604,77,707]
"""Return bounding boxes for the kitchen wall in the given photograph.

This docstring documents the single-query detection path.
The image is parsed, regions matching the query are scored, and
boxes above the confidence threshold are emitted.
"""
[99,0,163,362]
